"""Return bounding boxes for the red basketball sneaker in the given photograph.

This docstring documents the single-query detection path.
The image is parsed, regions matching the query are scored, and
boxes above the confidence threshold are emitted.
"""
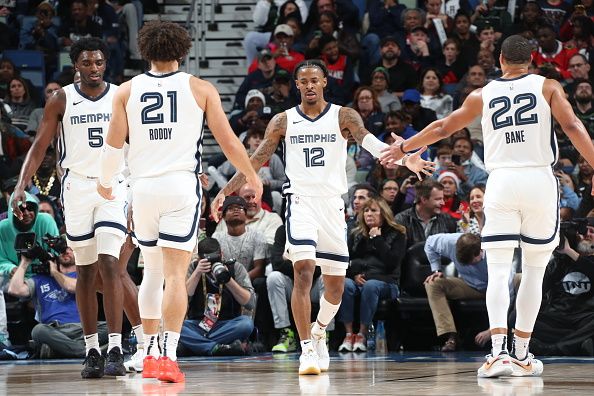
[157,357,185,383]
[142,356,160,379]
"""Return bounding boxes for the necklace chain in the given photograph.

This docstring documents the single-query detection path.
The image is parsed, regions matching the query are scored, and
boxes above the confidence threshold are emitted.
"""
[33,171,56,196]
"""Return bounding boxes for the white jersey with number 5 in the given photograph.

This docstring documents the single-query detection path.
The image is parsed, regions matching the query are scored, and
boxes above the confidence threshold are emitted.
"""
[59,83,117,178]
[282,103,347,196]
[126,71,204,179]
[481,74,557,172]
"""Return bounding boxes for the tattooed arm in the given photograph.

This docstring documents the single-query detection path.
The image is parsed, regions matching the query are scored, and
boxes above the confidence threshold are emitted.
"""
[211,112,287,221]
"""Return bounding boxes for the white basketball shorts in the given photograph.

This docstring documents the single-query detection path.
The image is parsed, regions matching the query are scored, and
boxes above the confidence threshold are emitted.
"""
[132,171,200,252]
[61,170,127,248]
[481,167,559,252]
[285,194,349,275]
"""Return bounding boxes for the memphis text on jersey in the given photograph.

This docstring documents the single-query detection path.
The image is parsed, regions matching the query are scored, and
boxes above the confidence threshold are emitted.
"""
[70,112,111,125]
[289,133,337,144]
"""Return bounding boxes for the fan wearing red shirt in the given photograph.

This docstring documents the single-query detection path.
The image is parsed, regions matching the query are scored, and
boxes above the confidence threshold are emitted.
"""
[248,24,304,74]
[532,24,578,79]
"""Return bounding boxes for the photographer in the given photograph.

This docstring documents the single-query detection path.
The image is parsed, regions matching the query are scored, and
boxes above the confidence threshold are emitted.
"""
[530,220,594,356]
[8,247,108,358]
[0,192,58,345]
[179,238,255,356]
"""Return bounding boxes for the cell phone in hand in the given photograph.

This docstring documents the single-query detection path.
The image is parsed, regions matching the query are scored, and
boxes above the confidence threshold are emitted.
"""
[451,154,461,165]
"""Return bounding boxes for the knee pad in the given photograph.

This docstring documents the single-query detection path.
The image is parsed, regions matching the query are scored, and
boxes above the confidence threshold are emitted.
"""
[138,248,164,320]
[96,233,124,259]
[73,244,98,266]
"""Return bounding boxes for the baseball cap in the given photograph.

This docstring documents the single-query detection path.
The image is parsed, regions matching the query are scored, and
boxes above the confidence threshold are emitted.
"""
[274,24,294,37]
[380,35,400,47]
[402,89,421,104]
[245,89,266,108]
[257,48,273,61]
[222,196,247,214]
[274,69,291,82]
[372,66,389,82]
[411,26,429,35]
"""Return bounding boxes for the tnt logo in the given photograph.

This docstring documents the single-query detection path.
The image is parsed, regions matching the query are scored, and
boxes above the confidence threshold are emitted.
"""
[561,272,591,295]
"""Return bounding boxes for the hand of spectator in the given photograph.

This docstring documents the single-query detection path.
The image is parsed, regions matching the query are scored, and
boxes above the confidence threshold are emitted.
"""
[461,206,471,224]
[400,175,416,194]
[474,329,491,347]
[354,273,366,286]
[423,271,443,284]
[48,259,59,276]
[11,188,28,220]
[405,147,436,179]
[212,191,225,222]
[555,171,572,187]
[308,37,320,49]
[369,226,381,238]
[414,40,429,56]
[447,163,467,182]
[557,238,576,256]
[194,258,212,275]
[96,181,115,200]
[474,4,488,15]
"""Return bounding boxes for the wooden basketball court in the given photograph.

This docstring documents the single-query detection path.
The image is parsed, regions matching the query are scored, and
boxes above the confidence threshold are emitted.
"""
[2,352,593,395]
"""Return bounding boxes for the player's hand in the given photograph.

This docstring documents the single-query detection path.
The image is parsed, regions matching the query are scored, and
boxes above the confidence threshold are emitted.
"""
[211,191,226,223]
[97,181,115,200]
[405,146,435,179]
[11,186,27,220]
[127,202,134,232]
[198,173,209,187]
[379,133,407,166]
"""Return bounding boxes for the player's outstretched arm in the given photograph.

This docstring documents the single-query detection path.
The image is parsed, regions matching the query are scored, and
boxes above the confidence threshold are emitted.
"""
[12,90,64,219]
[380,89,483,166]
[211,112,286,222]
[548,79,594,188]
[198,79,263,209]
[339,107,435,178]
[98,82,130,200]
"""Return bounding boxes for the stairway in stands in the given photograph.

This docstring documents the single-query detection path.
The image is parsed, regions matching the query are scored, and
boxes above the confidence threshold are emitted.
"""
[144,0,256,161]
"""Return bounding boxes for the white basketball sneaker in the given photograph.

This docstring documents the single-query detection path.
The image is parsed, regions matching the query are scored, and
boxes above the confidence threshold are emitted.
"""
[477,351,514,378]
[299,348,321,375]
[124,347,145,372]
[510,353,544,377]
[311,323,329,372]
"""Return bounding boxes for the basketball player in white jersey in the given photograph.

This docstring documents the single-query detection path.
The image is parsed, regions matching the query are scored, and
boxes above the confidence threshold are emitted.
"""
[380,35,594,378]
[212,59,434,375]
[11,38,137,378]
[97,21,262,383]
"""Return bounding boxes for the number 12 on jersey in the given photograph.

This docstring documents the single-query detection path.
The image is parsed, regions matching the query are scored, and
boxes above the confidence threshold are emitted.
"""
[303,147,325,167]
[141,91,178,124]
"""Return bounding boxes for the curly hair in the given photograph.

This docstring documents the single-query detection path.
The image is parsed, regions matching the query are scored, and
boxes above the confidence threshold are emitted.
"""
[69,37,109,64]
[138,21,192,62]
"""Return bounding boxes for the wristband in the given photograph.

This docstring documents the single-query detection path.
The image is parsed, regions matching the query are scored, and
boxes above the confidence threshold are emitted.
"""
[399,141,413,154]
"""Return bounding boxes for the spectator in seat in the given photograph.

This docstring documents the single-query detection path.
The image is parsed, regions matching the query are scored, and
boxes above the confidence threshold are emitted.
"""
[4,77,36,131]
[457,184,485,235]
[58,0,103,48]
[19,1,60,77]
[234,49,279,112]
[304,10,360,61]
[395,178,456,247]
[401,88,438,132]
[8,247,108,358]
[352,86,385,136]
[532,23,578,80]
[436,38,468,87]
[181,237,255,356]
[424,0,453,34]
[229,89,266,136]
[362,36,418,96]
[370,67,401,114]
[267,224,325,353]
[424,232,488,352]
[379,178,404,214]
[337,196,406,352]
[265,69,298,116]
[401,26,440,72]
[471,0,512,40]
[564,54,591,96]
[450,11,480,68]
[437,171,468,220]
[248,24,305,74]
[419,68,453,120]
[448,135,489,196]
[316,34,355,96]
[26,81,62,136]
[572,79,594,138]
[477,49,502,83]
[347,183,377,232]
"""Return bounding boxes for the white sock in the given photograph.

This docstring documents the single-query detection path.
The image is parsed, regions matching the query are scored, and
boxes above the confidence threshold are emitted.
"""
[84,333,100,355]
[316,295,340,330]
[145,333,160,358]
[132,325,145,349]
[163,331,180,361]
[491,334,507,356]
[301,340,314,353]
[108,333,122,353]
[513,335,530,360]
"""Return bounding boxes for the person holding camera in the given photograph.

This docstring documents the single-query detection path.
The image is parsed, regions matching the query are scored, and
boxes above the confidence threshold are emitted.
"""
[180,238,255,356]
[0,191,58,346]
[7,247,108,358]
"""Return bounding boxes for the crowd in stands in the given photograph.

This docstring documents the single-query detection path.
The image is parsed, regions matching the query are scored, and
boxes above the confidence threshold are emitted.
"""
[2,0,594,360]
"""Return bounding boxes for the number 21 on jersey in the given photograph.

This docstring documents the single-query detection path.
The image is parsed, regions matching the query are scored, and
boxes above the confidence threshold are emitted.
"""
[141,91,178,124]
